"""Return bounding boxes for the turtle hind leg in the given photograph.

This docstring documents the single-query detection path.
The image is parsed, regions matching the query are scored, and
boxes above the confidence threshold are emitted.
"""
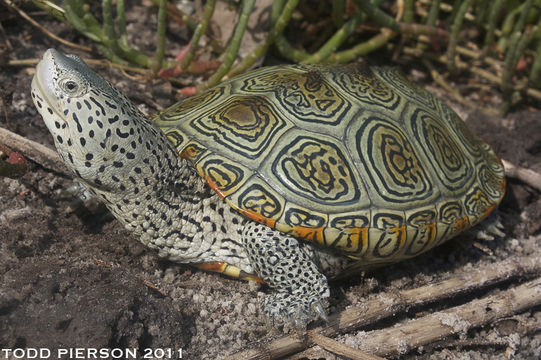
[242,222,330,330]
[472,211,505,240]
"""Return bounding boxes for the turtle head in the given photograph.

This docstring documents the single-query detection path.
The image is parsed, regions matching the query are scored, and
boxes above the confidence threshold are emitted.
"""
[31,49,154,190]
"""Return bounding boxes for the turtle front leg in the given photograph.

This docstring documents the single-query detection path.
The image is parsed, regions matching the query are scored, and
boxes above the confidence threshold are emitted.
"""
[242,222,330,329]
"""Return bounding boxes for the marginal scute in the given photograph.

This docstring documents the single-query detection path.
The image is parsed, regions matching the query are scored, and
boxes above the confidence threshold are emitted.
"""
[196,154,249,197]
[159,63,505,265]
[478,164,504,200]
[404,206,437,256]
[275,204,328,245]
[434,200,469,246]
[326,212,370,257]
[464,186,494,224]
[227,176,284,225]
[370,211,406,259]
[162,127,185,149]
[437,101,482,158]
[482,142,505,177]
[179,141,207,162]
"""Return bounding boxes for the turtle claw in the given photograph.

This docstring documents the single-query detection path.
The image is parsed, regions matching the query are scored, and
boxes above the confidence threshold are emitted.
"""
[62,180,91,199]
[290,300,328,335]
[485,220,505,238]
[263,293,329,333]
[61,180,112,221]
[472,213,505,241]
[62,180,96,214]
[312,300,328,323]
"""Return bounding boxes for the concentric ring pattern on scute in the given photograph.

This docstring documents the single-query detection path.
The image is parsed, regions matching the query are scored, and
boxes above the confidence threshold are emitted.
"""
[408,106,474,191]
[271,134,361,204]
[239,67,351,126]
[155,63,505,266]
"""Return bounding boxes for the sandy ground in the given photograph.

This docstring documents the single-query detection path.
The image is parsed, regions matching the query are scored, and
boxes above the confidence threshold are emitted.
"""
[1,3,540,359]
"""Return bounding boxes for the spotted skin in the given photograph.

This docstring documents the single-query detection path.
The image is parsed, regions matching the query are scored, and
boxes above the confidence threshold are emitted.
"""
[31,49,505,329]
[242,223,330,326]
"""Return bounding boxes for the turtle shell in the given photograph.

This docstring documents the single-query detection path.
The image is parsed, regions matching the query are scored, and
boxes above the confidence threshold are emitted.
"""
[154,63,505,265]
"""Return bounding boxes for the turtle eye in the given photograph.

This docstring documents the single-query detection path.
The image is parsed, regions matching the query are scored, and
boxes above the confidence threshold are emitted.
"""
[64,80,78,92]
[59,77,85,97]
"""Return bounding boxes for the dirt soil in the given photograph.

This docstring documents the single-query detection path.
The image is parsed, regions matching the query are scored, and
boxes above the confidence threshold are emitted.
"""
[1,3,540,360]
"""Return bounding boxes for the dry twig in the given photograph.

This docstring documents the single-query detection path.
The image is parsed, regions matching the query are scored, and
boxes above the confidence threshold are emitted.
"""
[502,159,541,193]
[296,276,541,358]
[227,255,540,359]
[308,332,386,360]
[0,126,69,176]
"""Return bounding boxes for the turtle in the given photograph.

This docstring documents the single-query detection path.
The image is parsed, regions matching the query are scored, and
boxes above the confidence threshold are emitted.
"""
[31,49,505,328]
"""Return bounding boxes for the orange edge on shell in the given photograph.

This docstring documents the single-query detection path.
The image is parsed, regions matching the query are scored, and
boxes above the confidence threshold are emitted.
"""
[193,262,264,283]
[193,262,228,272]
[179,146,199,161]
[292,226,325,245]
[239,208,277,228]
[204,175,226,199]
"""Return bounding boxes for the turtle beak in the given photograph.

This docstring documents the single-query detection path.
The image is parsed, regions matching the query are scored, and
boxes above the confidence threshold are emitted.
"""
[34,49,61,111]
[32,49,69,135]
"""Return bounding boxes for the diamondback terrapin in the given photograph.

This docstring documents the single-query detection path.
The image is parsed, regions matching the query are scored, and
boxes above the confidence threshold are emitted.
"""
[31,49,505,327]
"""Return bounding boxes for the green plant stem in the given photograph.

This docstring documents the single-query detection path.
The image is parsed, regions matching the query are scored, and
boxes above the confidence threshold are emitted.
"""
[271,0,286,24]
[403,0,414,23]
[332,0,345,28]
[180,0,216,70]
[327,28,396,63]
[117,0,128,48]
[102,0,121,53]
[474,0,489,27]
[97,45,124,63]
[498,1,531,52]
[149,0,198,30]
[425,0,441,26]
[446,0,473,72]
[352,0,400,32]
[446,0,461,25]
[512,0,534,37]
[274,35,310,62]
[271,0,308,62]
[482,0,504,56]
[414,0,440,52]
[228,0,299,77]
[529,21,541,87]
[401,23,448,38]
[303,11,363,64]
[32,0,67,22]
[501,2,526,36]
[199,0,256,90]
[501,0,534,94]
[152,0,168,74]
[63,0,104,42]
